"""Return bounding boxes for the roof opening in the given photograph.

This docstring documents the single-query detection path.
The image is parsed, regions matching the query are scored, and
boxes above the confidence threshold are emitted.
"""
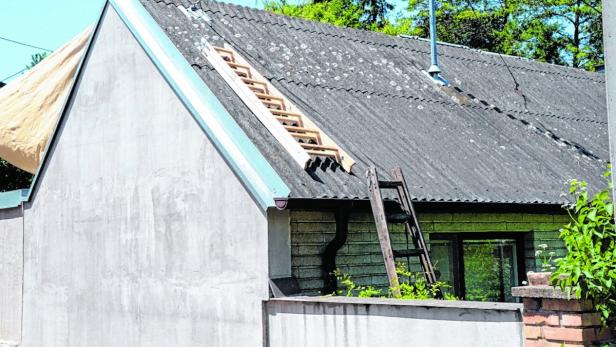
[205,44,355,172]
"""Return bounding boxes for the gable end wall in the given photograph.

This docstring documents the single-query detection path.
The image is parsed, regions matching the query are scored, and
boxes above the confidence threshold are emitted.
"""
[17,6,268,347]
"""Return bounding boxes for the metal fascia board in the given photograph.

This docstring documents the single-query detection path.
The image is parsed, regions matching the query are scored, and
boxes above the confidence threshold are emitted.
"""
[110,0,290,210]
[0,189,28,209]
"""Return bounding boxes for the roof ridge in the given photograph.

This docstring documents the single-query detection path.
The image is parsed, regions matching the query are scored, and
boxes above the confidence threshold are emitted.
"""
[399,34,602,77]
[185,0,604,83]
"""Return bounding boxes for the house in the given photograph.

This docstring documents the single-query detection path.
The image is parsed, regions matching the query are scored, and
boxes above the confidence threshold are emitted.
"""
[0,0,608,346]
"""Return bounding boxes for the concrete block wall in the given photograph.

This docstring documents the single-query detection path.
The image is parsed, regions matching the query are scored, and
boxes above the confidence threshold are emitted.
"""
[290,209,569,295]
[266,296,524,347]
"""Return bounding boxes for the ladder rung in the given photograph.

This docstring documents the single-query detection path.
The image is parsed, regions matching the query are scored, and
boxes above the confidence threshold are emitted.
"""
[290,132,319,140]
[300,143,339,152]
[271,109,302,117]
[234,70,250,78]
[275,116,301,125]
[378,180,403,189]
[284,125,319,133]
[242,77,268,87]
[393,249,425,258]
[386,213,412,223]
[305,149,338,158]
[262,100,284,110]
[254,93,284,102]
[227,62,250,70]
[214,47,234,54]
[248,85,267,93]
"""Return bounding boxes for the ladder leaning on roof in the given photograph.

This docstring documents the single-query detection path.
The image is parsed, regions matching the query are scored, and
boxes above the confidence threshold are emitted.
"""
[367,166,438,298]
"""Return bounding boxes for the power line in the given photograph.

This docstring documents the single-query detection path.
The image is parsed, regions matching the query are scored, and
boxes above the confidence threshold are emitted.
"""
[0,68,28,83]
[0,36,52,52]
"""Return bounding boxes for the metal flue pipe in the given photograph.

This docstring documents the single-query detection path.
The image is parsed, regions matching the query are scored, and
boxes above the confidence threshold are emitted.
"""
[427,0,441,75]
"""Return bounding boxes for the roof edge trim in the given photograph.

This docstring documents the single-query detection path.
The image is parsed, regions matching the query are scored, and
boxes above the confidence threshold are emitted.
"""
[110,0,290,210]
[0,189,28,210]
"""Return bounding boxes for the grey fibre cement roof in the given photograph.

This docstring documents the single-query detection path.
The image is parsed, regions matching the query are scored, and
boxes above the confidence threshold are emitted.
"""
[141,0,609,204]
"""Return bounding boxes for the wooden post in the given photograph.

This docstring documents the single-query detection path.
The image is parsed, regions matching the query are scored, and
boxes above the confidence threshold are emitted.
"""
[367,167,401,298]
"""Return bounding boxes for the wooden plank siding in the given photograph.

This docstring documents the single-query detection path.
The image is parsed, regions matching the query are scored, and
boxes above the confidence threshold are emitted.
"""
[290,210,568,296]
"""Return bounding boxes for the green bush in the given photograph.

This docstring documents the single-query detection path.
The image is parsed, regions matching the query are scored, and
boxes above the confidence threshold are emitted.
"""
[551,169,616,325]
[333,263,457,300]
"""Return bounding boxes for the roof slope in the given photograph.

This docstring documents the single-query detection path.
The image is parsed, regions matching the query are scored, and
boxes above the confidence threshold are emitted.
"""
[141,0,608,204]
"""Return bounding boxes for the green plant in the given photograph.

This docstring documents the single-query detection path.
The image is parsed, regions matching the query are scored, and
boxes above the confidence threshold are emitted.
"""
[551,168,616,325]
[333,263,456,300]
[535,243,557,272]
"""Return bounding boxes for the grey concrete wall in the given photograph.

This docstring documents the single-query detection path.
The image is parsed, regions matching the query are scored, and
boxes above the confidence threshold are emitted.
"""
[266,296,524,347]
[0,208,23,345]
[19,6,268,347]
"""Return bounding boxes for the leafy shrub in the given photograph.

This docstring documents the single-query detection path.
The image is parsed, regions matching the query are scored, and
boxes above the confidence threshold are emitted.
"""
[334,263,457,300]
[551,169,616,324]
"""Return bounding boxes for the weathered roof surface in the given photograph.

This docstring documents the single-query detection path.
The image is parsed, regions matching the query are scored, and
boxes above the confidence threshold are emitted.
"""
[140,0,608,204]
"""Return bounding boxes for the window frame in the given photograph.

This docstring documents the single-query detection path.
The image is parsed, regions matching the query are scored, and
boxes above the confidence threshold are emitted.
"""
[430,232,527,301]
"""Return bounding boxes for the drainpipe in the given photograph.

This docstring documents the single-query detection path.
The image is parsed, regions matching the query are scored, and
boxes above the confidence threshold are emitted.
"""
[321,204,351,294]
[427,0,441,76]
[603,0,616,194]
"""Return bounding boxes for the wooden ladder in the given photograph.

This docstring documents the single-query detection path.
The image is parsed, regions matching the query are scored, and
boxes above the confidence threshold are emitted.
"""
[367,166,438,297]
[213,46,341,162]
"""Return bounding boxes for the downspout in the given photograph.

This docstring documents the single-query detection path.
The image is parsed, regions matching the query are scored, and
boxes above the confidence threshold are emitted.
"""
[321,204,351,294]
[603,0,616,193]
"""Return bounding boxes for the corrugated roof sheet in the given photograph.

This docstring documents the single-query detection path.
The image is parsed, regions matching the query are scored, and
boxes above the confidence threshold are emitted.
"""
[140,0,608,204]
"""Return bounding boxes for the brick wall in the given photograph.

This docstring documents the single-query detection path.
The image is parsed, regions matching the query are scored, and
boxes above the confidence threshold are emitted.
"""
[290,209,569,295]
[512,286,613,346]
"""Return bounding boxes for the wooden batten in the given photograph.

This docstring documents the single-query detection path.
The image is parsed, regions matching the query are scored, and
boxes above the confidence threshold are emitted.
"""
[210,44,356,173]
[203,43,311,169]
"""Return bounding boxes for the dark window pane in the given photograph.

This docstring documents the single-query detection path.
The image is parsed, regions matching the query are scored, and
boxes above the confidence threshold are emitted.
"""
[431,239,456,296]
[463,239,518,302]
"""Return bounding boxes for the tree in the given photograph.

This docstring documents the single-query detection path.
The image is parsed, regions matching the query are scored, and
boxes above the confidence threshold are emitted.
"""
[267,0,604,70]
[266,0,394,30]
[0,52,48,192]
[406,0,603,70]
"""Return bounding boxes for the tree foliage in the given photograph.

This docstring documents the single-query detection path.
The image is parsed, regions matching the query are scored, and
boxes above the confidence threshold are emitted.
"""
[552,170,616,325]
[266,0,604,70]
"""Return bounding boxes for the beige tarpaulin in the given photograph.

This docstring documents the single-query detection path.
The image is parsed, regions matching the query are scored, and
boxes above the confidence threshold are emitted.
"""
[0,27,92,174]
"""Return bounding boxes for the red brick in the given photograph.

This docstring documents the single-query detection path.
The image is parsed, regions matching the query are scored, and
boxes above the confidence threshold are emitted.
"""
[542,326,601,342]
[524,313,560,326]
[524,298,541,310]
[525,325,542,339]
[542,299,593,312]
[524,339,583,347]
[560,313,602,327]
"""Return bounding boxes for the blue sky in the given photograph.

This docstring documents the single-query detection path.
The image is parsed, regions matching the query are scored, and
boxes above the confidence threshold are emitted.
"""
[0,0,270,84]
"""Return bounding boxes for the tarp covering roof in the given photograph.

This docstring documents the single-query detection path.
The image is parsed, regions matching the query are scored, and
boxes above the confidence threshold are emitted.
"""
[0,26,92,174]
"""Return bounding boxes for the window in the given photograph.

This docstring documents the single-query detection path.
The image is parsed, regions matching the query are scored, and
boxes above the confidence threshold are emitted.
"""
[430,233,526,302]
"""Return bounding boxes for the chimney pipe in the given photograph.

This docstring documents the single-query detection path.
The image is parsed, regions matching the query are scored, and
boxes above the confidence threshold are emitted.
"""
[428,0,441,76]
